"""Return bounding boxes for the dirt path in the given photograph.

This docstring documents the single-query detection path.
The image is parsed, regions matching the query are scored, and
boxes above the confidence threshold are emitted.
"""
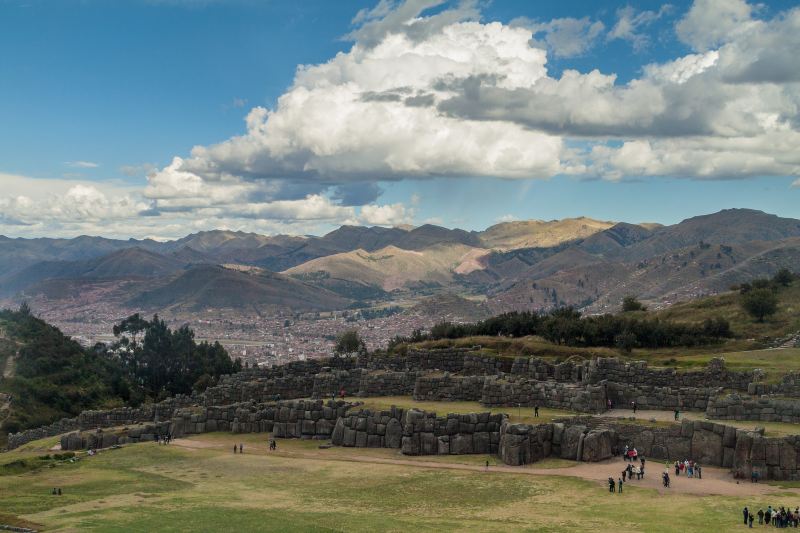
[2,350,17,379]
[600,408,704,422]
[172,437,797,498]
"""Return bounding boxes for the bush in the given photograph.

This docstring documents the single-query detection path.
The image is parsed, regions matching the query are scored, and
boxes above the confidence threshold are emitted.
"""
[622,296,646,312]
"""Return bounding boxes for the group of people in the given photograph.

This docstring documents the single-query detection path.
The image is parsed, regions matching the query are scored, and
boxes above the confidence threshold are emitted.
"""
[609,445,648,493]
[156,433,172,445]
[674,459,702,478]
[622,444,639,462]
[743,506,800,528]
[233,443,244,453]
[50,488,62,496]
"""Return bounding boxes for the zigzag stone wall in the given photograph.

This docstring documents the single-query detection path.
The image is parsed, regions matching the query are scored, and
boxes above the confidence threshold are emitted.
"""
[706,394,800,423]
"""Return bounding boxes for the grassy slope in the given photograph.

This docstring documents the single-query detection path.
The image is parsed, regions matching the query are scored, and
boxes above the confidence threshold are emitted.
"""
[0,434,770,532]
[651,282,800,343]
[404,282,800,375]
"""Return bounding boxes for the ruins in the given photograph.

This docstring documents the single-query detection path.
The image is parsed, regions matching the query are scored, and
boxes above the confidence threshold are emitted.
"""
[8,348,800,480]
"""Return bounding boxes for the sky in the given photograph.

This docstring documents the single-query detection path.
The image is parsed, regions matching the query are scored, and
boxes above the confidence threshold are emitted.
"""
[1,0,799,240]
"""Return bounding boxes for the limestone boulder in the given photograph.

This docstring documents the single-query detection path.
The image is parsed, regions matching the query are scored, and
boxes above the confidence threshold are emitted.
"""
[582,429,615,462]
[691,429,723,466]
[560,425,586,460]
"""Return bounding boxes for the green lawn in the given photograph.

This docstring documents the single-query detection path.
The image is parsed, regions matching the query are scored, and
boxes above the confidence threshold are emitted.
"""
[0,434,778,532]
[353,395,576,424]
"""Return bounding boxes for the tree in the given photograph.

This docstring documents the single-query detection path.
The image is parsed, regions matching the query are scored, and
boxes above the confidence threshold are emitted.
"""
[741,288,779,322]
[615,331,637,353]
[622,296,646,312]
[334,330,365,357]
[773,268,794,287]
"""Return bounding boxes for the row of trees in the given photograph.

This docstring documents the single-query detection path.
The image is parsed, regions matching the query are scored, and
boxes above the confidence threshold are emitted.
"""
[390,308,732,353]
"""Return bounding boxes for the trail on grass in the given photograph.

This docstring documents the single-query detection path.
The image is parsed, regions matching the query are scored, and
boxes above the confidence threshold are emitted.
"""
[172,437,796,498]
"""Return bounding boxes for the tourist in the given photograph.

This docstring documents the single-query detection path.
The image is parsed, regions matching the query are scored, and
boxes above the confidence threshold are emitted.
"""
[617,477,623,493]
[757,508,764,525]
[57,488,61,496]
[696,464,702,479]
[748,512,754,528]
[623,445,629,461]
[534,405,539,417]
[662,472,670,488]
[674,460,680,476]
[743,507,749,525]
[765,506,773,525]
[52,488,57,495]
[674,408,680,420]
[485,460,489,471]
[607,399,612,410]
[640,464,645,479]
[608,477,615,493]
[239,443,243,453]
[621,469,626,482]
[233,444,237,453]
[631,401,637,414]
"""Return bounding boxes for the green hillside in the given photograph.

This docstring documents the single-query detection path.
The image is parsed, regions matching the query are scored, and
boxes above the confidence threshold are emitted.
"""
[0,307,136,446]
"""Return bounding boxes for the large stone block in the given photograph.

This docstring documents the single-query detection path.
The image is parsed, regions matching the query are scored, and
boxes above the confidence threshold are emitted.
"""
[666,436,691,462]
[560,425,586,460]
[386,418,402,448]
[582,429,614,462]
[691,429,723,466]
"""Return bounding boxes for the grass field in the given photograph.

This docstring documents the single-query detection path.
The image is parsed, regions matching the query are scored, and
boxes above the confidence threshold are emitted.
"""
[0,433,778,532]
[353,396,576,425]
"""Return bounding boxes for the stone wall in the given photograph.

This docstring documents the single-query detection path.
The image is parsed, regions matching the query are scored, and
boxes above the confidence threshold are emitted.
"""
[706,394,800,423]
[170,399,351,440]
[60,421,172,451]
[6,396,194,450]
[481,377,607,412]
[606,383,721,412]
[400,409,505,456]
[358,371,419,397]
[748,373,800,398]
[413,375,485,402]
[585,357,756,391]
[330,407,405,449]
[509,357,586,382]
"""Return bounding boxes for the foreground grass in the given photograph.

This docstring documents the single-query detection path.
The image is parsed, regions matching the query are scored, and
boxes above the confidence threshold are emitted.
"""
[0,433,781,532]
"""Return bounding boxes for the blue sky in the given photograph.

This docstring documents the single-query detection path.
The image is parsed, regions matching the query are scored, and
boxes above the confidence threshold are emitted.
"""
[1,0,798,238]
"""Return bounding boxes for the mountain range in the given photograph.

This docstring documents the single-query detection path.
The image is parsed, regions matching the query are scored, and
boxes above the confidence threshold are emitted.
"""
[1,209,799,315]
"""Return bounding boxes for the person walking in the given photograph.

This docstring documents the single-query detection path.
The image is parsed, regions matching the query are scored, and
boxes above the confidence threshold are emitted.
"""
[534,405,539,417]
[674,408,680,420]
[239,443,243,454]
[631,401,637,414]
[233,444,237,454]
[696,464,702,479]
[743,507,749,526]
[621,469,626,482]
[618,477,623,493]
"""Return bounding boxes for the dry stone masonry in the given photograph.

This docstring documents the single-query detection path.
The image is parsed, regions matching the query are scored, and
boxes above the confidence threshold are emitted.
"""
[10,348,800,481]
